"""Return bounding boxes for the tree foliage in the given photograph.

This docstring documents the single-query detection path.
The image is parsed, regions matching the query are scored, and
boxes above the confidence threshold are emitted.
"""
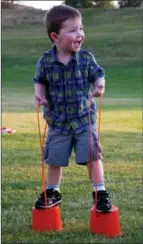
[64,0,114,8]
[64,0,96,8]
[95,0,113,8]
[1,0,15,8]
[2,0,15,3]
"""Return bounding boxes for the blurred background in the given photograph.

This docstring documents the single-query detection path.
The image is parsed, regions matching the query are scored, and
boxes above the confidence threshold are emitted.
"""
[1,0,143,10]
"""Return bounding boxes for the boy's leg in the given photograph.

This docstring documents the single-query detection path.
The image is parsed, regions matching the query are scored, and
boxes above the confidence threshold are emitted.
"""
[46,165,63,191]
[35,166,62,209]
[87,127,112,212]
[87,159,112,212]
[35,127,73,209]
[74,129,112,212]
[87,159,105,191]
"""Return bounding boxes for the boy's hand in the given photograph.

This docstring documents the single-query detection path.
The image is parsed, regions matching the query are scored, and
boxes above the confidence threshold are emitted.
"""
[35,94,48,106]
[92,77,105,97]
[34,83,48,106]
[92,85,105,97]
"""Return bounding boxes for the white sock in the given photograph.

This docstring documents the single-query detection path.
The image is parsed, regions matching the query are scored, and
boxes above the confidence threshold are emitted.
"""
[92,183,105,192]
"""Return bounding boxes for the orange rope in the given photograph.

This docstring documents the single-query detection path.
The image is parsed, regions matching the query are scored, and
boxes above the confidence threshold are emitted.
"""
[37,106,48,208]
[88,95,103,210]
[88,99,93,180]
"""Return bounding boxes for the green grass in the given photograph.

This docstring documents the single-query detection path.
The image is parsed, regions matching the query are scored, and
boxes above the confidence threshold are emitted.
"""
[2,7,142,244]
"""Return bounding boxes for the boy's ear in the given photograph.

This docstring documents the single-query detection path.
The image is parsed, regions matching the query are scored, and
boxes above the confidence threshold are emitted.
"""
[50,32,59,43]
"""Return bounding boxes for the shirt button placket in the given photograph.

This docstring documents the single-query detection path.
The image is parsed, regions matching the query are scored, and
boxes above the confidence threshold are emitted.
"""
[64,67,70,120]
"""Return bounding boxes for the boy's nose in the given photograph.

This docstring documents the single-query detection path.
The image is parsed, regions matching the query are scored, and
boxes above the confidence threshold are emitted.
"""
[77,29,84,38]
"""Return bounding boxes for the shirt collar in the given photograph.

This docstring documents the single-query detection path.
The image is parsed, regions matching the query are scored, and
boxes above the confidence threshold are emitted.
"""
[51,45,78,64]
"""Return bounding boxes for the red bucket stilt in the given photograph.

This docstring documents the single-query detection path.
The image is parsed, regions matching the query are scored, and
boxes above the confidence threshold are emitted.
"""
[31,206,63,232]
[89,205,121,237]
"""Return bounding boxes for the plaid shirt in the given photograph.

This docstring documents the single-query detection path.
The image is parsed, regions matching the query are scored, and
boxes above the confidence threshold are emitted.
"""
[33,46,104,135]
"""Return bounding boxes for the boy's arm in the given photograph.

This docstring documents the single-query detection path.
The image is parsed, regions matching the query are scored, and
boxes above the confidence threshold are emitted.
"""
[91,77,105,97]
[35,83,48,106]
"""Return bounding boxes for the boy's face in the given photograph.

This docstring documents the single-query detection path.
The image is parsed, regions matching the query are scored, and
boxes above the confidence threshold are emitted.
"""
[52,17,85,53]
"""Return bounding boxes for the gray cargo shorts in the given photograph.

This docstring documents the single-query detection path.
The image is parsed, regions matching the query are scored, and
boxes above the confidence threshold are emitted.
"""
[44,126,102,167]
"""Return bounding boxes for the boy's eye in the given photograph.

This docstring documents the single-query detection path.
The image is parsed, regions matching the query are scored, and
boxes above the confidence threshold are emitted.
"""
[70,27,83,32]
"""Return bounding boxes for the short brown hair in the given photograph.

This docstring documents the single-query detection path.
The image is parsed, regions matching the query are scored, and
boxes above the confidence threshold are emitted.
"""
[45,5,81,42]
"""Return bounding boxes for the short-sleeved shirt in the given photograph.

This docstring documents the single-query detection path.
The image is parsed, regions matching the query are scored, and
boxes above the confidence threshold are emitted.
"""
[33,45,105,135]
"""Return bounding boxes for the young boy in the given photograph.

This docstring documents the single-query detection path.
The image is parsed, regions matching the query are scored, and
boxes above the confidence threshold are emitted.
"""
[33,5,112,212]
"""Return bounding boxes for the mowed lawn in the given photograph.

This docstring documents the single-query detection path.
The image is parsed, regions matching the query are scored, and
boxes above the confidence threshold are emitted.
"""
[2,7,142,244]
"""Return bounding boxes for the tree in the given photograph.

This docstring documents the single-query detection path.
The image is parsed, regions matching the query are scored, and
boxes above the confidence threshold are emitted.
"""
[64,0,112,8]
[64,0,79,7]
[2,0,15,3]
[1,0,15,9]
[65,0,95,8]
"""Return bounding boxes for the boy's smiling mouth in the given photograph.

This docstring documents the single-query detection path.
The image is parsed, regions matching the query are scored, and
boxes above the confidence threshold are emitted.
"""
[73,39,82,48]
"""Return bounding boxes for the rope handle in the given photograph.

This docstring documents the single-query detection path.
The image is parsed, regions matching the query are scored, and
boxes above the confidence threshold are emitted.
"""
[37,106,48,208]
[88,95,103,210]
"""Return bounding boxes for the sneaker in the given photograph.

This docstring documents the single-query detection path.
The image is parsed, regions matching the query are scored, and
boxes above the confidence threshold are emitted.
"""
[92,190,112,213]
[35,188,62,209]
